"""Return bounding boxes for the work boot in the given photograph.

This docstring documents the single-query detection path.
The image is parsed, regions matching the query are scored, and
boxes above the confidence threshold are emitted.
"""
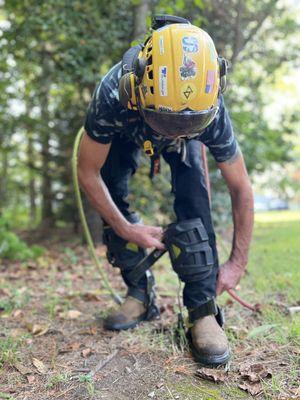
[188,314,230,367]
[103,293,160,331]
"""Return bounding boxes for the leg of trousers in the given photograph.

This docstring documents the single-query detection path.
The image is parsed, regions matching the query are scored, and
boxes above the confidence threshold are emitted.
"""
[162,140,219,309]
[100,134,148,290]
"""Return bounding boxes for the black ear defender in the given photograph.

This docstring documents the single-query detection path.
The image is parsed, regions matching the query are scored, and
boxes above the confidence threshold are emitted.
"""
[134,57,147,83]
[218,57,229,93]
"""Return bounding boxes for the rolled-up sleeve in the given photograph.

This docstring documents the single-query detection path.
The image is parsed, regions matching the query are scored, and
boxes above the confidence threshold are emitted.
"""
[199,96,239,163]
[84,81,117,144]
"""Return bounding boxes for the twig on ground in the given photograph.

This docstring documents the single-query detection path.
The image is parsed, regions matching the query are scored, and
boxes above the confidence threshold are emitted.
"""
[166,385,176,400]
[90,349,119,377]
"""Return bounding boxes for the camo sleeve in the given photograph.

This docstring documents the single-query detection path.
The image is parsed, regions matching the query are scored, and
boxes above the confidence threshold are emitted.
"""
[84,63,124,144]
[199,96,239,163]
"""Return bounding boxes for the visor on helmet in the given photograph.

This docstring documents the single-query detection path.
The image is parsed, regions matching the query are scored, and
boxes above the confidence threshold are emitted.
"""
[140,107,219,139]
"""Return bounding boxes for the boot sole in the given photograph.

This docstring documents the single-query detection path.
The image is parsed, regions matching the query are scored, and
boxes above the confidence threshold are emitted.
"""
[103,304,160,331]
[187,330,230,367]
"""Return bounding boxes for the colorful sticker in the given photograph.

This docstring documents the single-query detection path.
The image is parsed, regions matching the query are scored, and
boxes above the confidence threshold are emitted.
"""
[182,36,199,53]
[205,70,215,94]
[158,105,172,112]
[159,66,168,96]
[179,54,197,80]
[181,83,197,101]
[159,36,164,55]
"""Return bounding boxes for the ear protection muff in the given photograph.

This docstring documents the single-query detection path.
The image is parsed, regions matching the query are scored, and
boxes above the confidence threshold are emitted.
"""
[119,47,148,110]
[218,57,228,94]
[119,72,137,109]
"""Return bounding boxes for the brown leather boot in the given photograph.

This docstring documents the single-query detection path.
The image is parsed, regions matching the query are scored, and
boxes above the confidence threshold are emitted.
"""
[103,295,159,331]
[188,314,230,367]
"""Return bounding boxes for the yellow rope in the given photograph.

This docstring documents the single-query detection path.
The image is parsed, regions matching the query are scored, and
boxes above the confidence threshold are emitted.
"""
[72,127,122,305]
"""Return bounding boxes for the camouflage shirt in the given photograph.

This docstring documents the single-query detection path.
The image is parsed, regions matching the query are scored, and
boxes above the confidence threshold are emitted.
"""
[84,62,239,163]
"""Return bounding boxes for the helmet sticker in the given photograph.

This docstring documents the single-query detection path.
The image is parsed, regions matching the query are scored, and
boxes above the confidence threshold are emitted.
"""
[181,82,196,101]
[205,70,215,93]
[182,36,199,53]
[179,54,197,80]
[159,36,164,55]
[158,105,172,112]
[159,66,168,96]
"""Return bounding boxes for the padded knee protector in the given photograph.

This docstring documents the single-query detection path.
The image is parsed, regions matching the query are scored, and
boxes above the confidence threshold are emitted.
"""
[102,215,146,271]
[164,218,214,283]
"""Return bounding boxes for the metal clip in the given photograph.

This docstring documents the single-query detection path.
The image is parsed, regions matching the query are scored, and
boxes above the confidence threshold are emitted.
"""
[144,140,154,156]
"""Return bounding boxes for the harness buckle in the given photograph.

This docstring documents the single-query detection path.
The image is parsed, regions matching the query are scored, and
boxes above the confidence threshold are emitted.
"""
[144,140,154,156]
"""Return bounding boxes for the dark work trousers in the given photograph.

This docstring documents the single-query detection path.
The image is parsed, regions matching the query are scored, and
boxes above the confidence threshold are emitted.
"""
[100,134,219,309]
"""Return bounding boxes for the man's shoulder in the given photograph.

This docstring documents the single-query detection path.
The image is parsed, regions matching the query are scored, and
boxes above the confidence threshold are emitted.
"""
[94,61,122,106]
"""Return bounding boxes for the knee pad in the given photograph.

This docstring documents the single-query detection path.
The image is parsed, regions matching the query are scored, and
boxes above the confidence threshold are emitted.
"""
[164,218,214,283]
[102,214,146,270]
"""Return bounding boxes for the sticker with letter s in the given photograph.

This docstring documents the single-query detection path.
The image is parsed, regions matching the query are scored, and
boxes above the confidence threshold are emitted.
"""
[182,36,199,53]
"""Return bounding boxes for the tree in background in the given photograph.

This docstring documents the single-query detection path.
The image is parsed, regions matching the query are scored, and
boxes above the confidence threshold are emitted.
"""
[0,0,299,234]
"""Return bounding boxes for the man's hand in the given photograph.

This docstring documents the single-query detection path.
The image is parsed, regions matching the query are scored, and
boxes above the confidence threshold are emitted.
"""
[122,224,165,250]
[216,260,245,295]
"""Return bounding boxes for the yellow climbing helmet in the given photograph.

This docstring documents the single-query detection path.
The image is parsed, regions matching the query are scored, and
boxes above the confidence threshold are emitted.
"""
[119,16,228,139]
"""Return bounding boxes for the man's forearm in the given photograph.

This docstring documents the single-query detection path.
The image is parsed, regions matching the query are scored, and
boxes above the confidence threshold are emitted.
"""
[78,170,131,237]
[229,184,254,269]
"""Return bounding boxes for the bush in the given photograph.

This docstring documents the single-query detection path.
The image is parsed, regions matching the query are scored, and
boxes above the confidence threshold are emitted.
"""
[0,218,44,261]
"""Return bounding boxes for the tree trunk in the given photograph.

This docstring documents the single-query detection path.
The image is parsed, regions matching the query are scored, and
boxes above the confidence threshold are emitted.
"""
[27,133,37,225]
[39,55,54,229]
[0,146,8,213]
[132,0,150,40]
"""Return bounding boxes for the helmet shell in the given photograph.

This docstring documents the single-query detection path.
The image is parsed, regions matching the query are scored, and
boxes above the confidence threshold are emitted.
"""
[138,24,219,112]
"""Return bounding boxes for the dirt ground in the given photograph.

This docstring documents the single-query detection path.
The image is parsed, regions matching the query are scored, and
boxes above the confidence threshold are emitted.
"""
[0,232,299,400]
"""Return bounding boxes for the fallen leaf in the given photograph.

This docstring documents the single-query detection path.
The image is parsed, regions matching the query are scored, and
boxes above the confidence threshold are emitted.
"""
[59,342,82,354]
[27,375,35,384]
[10,328,26,338]
[238,382,263,396]
[14,362,32,375]
[12,309,23,318]
[82,348,92,358]
[239,363,272,383]
[59,309,82,320]
[32,357,48,374]
[290,387,300,396]
[82,292,101,302]
[78,326,97,335]
[196,367,226,383]
[26,323,50,337]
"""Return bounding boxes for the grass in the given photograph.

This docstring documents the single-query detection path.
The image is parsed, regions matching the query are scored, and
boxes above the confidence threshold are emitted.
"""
[154,210,300,398]
[0,210,299,399]
[0,336,23,368]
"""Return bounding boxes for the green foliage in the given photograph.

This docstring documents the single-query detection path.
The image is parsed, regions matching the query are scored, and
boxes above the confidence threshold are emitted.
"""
[0,217,44,261]
[0,0,299,229]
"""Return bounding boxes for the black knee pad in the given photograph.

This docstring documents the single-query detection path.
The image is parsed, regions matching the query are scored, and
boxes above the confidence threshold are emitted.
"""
[164,218,214,283]
[102,214,146,271]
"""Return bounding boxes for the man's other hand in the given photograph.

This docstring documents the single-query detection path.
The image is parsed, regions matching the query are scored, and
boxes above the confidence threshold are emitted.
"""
[123,224,165,250]
[216,260,245,295]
